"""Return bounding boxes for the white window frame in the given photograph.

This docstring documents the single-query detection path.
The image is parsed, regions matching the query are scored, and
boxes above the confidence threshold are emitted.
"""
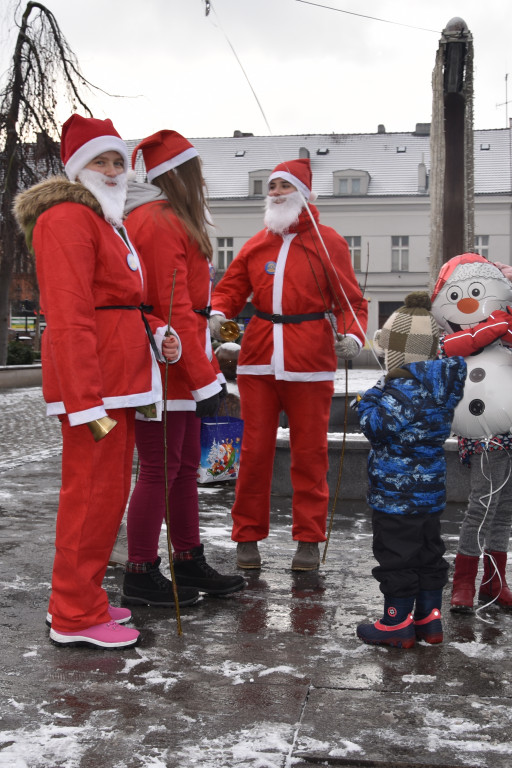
[474,235,489,259]
[391,236,409,272]
[345,236,362,272]
[217,237,234,270]
[333,169,370,196]
[249,169,272,197]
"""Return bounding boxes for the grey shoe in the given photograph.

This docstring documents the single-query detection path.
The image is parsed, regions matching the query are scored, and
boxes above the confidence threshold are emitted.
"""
[291,541,320,571]
[236,541,261,569]
[108,521,128,567]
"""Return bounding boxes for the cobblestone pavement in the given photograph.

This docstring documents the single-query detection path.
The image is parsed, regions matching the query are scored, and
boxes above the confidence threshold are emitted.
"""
[1,386,512,767]
[0,387,61,471]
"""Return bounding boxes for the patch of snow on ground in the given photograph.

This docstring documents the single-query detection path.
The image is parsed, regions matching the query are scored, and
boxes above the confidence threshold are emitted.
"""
[402,674,437,683]
[0,723,88,768]
[258,665,297,678]
[201,660,266,685]
[176,722,294,768]
[328,740,363,758]
[450,641,507,660]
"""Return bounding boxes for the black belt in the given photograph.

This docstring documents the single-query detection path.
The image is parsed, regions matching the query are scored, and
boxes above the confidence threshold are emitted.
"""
[193,306,211,318]
[95,303,160,358]
[254,309,325,324]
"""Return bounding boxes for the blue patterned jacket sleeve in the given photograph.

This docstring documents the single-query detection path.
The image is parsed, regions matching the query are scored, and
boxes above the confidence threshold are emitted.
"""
[357,357,466,515]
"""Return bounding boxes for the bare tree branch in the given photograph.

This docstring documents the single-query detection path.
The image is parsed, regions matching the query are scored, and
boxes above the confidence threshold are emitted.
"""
[0,1,96,364]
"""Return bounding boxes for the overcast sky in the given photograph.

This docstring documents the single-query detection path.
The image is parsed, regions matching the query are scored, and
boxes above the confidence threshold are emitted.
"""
[1,0,511,141]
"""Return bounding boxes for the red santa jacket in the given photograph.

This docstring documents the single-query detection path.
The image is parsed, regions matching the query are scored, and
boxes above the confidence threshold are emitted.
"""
[125,195,223,410]
[14,177,164,425]
[212,206,368,381]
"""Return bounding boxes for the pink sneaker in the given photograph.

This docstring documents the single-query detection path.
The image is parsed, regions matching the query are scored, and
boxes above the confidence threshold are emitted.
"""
[50,620,139,648]
[46,605,132,627]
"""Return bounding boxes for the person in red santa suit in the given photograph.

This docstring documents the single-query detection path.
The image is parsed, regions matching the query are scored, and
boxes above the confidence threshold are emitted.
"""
[210,159,368,571]
[14,115,180,649]
[121,130,245,606]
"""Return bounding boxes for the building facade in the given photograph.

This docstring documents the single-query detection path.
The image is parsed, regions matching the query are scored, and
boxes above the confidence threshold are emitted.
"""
[129,123,512,363]
[9,124,510,358]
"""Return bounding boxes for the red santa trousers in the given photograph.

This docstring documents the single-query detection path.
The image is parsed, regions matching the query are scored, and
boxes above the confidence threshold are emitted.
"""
[49,408,135,632]
[232,374,334,543]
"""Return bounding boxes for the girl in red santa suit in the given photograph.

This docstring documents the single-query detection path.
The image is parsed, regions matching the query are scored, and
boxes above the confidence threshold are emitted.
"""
[14,115,180,648]
[210,159,368,571]
[121,130,245,606]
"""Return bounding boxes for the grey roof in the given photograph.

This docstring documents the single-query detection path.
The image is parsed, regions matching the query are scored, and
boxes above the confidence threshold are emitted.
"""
[127,127,512,200]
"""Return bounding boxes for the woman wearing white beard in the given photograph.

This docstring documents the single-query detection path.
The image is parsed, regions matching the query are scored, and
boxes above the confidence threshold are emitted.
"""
[14,115,179,649]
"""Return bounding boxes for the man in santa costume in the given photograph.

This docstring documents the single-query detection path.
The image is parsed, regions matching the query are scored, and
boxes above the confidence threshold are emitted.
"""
[14,114,179,649]
[210,159,368,570]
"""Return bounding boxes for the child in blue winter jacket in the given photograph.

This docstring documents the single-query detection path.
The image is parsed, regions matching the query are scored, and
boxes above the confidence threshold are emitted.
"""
[356,292,466,649]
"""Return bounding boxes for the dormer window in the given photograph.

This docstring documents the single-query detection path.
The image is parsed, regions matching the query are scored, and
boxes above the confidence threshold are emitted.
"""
[333,169,370,196]
[249,169,272,197]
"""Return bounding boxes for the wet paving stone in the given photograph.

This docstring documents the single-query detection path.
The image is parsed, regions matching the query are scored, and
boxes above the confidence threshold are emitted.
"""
[0,387,511,767]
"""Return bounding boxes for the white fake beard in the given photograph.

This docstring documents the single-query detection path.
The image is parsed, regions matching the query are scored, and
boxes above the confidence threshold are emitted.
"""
[264,191,305,234]
[77,168,128,228]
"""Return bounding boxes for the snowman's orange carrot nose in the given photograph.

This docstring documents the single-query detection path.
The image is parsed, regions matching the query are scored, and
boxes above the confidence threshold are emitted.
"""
[457,297,480,314]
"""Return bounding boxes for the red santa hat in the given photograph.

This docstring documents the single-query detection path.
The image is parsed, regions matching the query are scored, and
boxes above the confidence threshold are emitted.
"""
[131,130,199,183]
[431,252,507,303]
[268,158,317,202]
[60,114,128,181]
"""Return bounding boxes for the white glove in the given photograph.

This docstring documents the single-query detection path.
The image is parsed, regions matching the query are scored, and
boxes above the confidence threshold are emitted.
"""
[334,336,360,361]
[209,313,227,341]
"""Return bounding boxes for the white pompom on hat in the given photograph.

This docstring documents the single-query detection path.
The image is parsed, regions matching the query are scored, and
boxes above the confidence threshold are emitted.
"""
[268,158,317,202]
[60,114,128,181]
[131,129,198,183]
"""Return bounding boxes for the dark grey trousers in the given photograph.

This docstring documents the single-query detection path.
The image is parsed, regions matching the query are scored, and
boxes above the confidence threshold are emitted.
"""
[458,449,512,556]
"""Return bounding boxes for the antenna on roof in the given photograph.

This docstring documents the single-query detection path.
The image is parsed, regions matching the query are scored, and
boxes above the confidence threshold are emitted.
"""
[496,73,510,128]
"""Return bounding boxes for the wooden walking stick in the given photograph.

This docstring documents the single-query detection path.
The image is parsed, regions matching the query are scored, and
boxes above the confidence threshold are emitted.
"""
[322,360,349,563]
[163,269,182,635]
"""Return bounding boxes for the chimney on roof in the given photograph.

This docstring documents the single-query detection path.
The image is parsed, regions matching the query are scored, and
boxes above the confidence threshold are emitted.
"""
[299,147,310,158]
[415,123,431,136]
[233,130,254,138]
[377,124,386,134]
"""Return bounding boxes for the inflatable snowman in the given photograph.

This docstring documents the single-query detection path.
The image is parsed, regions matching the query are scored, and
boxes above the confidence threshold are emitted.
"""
[431,253,512,439]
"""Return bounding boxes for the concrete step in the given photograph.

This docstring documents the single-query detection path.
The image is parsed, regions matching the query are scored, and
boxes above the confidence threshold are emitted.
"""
[273,431,468,503]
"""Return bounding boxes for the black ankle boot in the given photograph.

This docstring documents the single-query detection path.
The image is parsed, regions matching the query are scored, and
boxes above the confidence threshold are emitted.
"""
[122,556,199,607]
[173,544,246,595]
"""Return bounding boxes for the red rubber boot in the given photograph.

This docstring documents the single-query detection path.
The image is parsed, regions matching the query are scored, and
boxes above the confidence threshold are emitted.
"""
[450,553,479,613]
[478,550,512,609]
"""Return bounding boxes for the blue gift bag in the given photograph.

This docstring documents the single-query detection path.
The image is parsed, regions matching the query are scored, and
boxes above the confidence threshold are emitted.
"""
[197,416,244,483]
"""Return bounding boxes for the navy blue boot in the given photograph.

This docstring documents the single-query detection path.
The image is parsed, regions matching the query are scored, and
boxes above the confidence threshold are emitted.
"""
[413,589,443,644]
[357,596,416,649]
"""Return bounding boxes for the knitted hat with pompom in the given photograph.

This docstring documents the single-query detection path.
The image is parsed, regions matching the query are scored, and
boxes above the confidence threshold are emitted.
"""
[374,291,439,370]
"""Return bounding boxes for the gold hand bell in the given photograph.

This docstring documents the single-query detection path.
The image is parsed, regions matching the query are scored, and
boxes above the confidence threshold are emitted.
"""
[219,319,240,342]
[87,415,118,442]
